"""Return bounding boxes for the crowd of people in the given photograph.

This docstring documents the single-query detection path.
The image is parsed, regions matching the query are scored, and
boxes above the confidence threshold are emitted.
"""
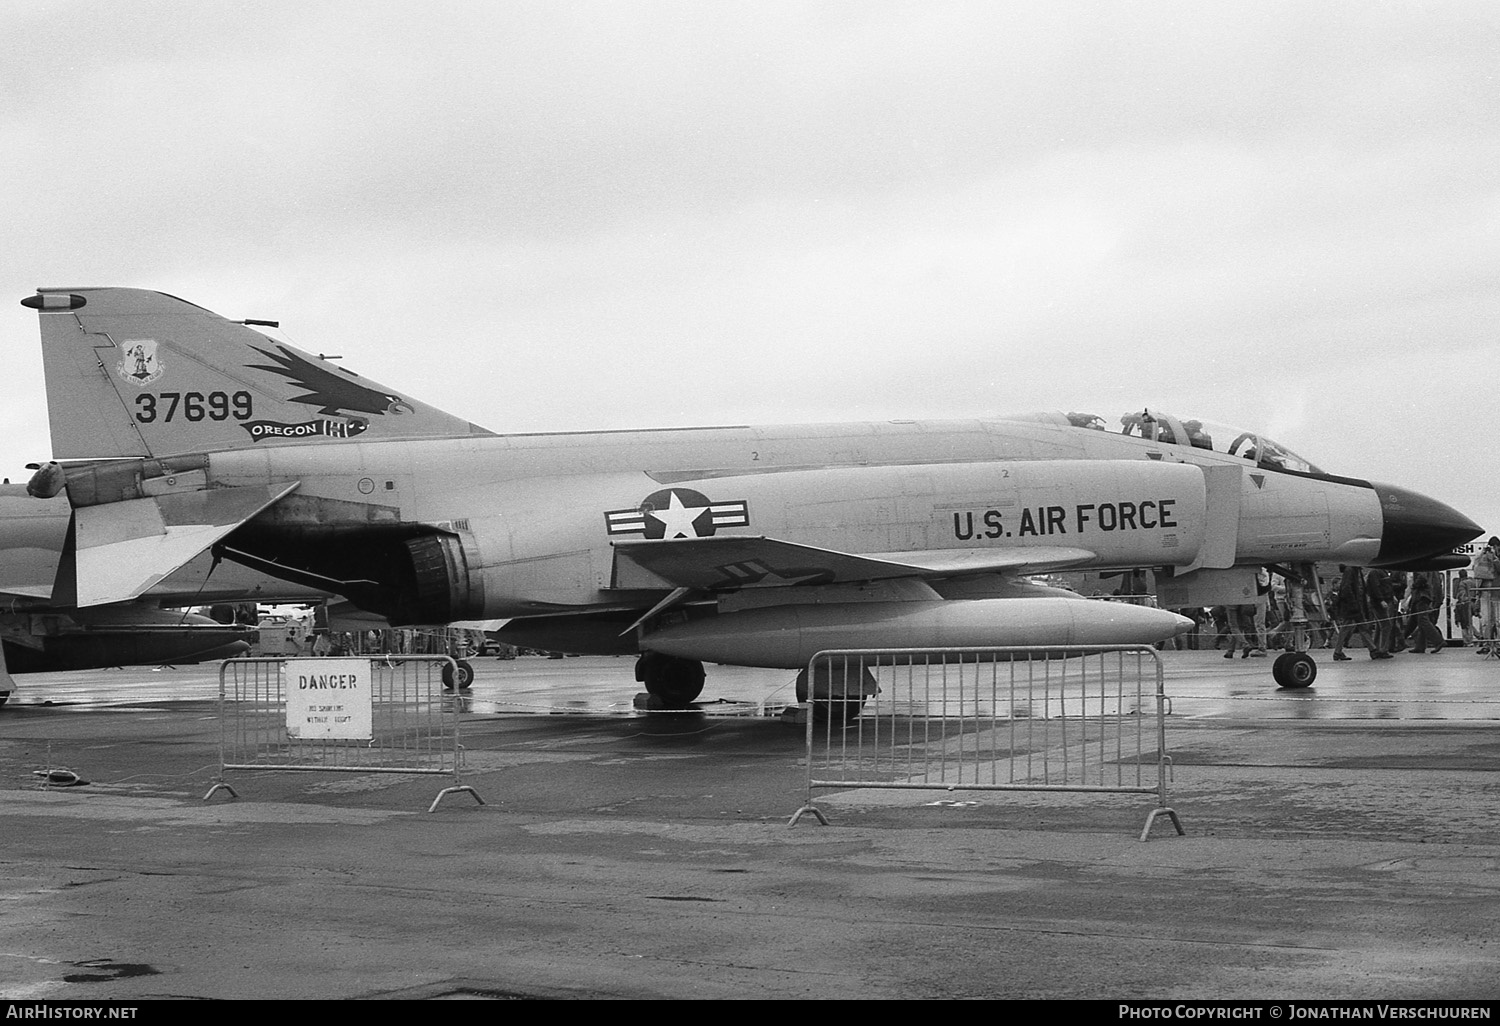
[1170,537,1500,659]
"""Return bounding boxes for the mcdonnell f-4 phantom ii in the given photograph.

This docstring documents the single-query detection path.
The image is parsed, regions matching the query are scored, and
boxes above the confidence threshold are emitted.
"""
[19,287,1482,705]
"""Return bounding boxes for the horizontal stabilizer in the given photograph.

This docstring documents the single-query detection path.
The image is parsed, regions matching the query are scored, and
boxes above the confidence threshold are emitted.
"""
[0,487,71,602]
[0,585,56,601]
[67,482,299,607]
[611,535,1096,591]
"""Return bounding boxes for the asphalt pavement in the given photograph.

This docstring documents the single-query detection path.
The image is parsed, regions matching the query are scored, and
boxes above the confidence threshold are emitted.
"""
[2,648,1498,1000]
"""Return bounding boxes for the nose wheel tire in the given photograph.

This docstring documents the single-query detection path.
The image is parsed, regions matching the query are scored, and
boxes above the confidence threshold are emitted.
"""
[1272,651,1317,689]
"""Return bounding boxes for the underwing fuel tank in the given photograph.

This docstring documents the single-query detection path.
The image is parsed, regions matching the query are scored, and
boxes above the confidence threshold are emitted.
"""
[640,598,1193,669]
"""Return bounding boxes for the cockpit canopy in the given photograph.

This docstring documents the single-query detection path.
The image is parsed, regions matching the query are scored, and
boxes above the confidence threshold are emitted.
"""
[1044,409,1324,475]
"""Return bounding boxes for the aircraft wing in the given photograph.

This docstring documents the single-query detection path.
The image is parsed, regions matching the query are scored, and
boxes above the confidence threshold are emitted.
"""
[63,482,300,607]
[0,585,55,601]
[611,536,1095,591]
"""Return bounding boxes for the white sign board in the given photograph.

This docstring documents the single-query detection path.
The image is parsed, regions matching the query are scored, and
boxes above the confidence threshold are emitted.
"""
[285,659,373,740]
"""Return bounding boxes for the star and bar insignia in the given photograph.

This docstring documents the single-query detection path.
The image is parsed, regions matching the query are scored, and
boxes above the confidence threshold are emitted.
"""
[605,487,750,540]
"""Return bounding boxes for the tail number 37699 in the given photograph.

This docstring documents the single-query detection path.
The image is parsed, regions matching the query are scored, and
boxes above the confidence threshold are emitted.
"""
[134,391,253,423]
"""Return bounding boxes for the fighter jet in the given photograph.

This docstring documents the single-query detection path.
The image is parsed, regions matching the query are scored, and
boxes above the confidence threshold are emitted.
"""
[19,288,1482,704]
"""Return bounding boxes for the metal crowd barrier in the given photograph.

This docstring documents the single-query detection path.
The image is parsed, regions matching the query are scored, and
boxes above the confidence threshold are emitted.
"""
[205,655,483,812]
[789,645,1183,841]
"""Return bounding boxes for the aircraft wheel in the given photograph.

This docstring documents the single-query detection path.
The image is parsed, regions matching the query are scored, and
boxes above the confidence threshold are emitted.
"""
[635,652,705,708]
[442,659,476,691]
[809,699,865,726]
[1272,652,1317,689]
[796,664,878,726]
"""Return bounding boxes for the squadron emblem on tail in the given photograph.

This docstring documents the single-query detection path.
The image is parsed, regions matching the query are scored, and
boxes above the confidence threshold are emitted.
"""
[117,340,164,386]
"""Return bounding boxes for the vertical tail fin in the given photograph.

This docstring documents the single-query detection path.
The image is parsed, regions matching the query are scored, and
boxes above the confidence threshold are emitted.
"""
[24,287,492,459]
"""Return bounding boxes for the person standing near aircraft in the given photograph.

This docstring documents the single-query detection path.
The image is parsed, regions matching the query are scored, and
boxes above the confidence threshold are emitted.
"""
[1453,570,1476,646]
[1265,573,1289,649]
[1248,567,1271,657]
[1365,568,1398,659]
[1388,573,1409,653]
[1304,580,1331,649]
[1404,570,1445,654]
[1113,569,1150,605]
[1332,565,1382,660]
[1224,599,1258,659]
[1474,539,1500,654]
[1209,605,1231,650]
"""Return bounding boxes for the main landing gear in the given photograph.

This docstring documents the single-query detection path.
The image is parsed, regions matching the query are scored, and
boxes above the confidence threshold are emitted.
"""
[795,662,879,725]
[442,659,476,691]
[632,652,881,721]
[635,652,705,709]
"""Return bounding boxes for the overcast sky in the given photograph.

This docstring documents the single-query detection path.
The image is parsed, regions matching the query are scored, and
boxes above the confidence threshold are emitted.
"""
[4,0,1497,540]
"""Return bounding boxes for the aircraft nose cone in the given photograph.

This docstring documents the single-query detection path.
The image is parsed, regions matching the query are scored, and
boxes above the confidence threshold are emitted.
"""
[1371,483,1483,566]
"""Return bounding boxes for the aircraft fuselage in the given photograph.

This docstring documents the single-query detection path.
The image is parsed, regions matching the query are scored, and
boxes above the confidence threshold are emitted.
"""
[196,415,1409,621]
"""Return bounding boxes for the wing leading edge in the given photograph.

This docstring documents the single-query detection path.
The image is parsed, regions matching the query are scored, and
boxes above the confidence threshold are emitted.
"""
[610,535,1095,592]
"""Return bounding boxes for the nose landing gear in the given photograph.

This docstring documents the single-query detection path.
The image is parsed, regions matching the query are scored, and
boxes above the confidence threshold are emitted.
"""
[1272,651,1317,689]
[1270,564,1320,689]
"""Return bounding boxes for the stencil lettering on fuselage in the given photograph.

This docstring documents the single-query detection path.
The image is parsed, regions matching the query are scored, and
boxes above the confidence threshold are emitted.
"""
[950,500,1179,540]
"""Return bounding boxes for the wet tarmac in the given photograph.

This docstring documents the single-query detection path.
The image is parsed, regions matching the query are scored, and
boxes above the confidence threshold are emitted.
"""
[2,648,1499,1000]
